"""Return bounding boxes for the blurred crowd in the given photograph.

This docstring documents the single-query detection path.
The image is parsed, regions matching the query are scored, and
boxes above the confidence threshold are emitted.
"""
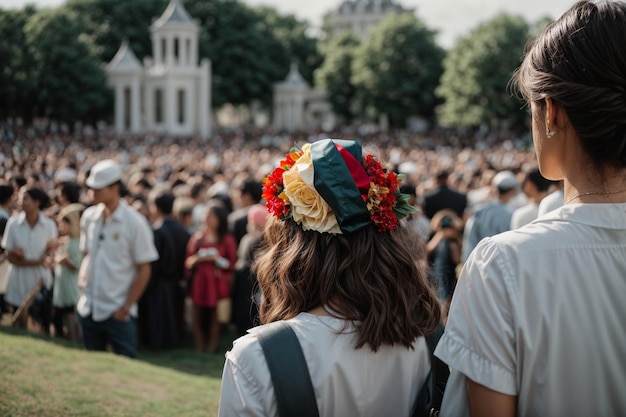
[0,124,562,351]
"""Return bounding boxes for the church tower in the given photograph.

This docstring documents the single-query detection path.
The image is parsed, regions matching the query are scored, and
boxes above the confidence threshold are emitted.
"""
[107,0,211,138]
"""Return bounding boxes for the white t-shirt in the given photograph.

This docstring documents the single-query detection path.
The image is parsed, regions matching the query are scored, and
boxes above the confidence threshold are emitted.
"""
[537,188,564,216]
[435,203,626,417]
[2,212,57,306]
[219,312,432,417]
[510,202,538,229]
[77,200,158,321]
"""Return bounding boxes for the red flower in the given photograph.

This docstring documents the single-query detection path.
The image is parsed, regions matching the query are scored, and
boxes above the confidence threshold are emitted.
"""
[262,150,303,220]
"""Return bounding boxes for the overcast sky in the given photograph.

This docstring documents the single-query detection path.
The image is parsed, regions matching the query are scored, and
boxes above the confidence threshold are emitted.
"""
[5,0,577,48]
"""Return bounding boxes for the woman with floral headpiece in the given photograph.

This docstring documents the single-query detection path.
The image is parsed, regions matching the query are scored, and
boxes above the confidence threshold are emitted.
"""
[218,139,443,416]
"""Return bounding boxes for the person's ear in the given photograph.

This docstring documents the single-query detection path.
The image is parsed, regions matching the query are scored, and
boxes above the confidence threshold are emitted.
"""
[545,97,569,133]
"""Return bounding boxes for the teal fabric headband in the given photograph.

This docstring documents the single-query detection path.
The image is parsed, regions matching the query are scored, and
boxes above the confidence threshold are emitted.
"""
[311,139,371,233]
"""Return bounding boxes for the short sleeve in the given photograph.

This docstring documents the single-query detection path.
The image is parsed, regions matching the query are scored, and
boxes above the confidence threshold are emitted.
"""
[1,217,16,250]
[435,237,518,396]
[218,334,277,417]
[130,215,159,265]
[79,210,89,253]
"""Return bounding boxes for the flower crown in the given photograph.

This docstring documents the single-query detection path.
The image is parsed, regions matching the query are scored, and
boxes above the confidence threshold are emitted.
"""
[262,139,416,234]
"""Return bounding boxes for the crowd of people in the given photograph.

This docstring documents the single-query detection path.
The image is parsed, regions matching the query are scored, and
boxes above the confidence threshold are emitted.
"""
[0,117,560,347]
[2,2,626,415]
[0,121,555,354]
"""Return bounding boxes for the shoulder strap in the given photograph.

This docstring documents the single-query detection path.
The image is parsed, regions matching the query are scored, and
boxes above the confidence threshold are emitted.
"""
[257,321,320,417]
[413,323,449,417]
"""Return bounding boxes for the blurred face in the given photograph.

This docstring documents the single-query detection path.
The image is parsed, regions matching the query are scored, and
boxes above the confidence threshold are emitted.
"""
[18,190,38,214]
[132,199,149,219]
[204,208,219,230]
[89,184,116,205]
[58,218,70,236]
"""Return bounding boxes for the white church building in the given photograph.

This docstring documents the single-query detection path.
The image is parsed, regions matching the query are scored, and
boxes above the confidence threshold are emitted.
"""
[106,0,211,138]
[272,63,335,132]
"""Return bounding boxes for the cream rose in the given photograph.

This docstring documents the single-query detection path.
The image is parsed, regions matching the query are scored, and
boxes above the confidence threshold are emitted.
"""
[283,145,341,234]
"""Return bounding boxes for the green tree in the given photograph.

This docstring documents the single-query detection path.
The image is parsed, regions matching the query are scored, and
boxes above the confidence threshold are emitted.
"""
[351,12,444,127]
[25,7,112,124]
[436,14,530,131]
[65,0,167,64]
[183,0,291,108]
[314,32,359,123]
[0,6,38,121]
[254,7,322,85]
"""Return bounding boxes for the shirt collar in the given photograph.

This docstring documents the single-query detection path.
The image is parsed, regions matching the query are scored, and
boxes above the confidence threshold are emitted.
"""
[16,211,45,226]
[536,202,626,229]
[95,199,128,223]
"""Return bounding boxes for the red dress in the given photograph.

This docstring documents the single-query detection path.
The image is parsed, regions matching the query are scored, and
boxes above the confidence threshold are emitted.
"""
[185,234,237,307]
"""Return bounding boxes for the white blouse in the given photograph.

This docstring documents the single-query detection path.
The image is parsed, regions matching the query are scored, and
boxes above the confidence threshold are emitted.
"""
[2,212,57,307]
[436,203,626,417]
[219,312,432,417]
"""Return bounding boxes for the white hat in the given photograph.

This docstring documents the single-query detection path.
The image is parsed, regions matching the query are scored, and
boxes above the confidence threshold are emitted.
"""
[54,167,77,183]
[492,170,518,191]
[86,160,122,189]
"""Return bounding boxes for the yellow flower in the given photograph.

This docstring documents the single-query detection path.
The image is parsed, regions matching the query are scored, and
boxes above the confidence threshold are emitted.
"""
[283,144,341,234]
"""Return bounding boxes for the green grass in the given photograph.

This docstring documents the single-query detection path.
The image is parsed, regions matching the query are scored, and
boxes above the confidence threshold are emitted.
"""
[0,323,235,417]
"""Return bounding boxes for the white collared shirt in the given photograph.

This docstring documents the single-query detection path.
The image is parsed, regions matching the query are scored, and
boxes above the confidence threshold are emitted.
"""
[1,211,57,306]
[219,313,431,417]
[436,203,626,417]
[77,200,158,321]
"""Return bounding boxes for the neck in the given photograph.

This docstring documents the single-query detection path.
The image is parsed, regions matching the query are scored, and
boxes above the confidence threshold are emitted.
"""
[307,305,333,317]
[564,172,626,205]
[103,198,120,219]
[25,211,39,226]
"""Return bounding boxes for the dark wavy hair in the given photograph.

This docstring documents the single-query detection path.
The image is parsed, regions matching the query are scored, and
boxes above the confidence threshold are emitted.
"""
[514,0,626,168]
[25,186,51,210]
[254,216,441,352]
[205,200,229,241]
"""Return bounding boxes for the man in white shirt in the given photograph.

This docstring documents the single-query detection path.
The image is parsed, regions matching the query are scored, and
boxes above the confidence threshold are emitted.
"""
[510,168,555,229]
[76,160,158,358]
[462,170,518,262]
[537,181,565,216]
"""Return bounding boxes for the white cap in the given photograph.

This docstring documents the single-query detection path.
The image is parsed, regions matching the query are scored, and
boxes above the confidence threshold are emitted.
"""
[492,170,518,191]
[54,167,77,183]
[85,160,122,190]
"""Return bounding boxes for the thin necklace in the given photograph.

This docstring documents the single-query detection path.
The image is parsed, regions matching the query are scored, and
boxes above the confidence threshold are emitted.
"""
[565,188,626,204]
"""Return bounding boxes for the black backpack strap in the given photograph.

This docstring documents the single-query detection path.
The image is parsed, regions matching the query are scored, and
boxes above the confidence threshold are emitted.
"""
[257,321,320,417]
[413,323,449,417]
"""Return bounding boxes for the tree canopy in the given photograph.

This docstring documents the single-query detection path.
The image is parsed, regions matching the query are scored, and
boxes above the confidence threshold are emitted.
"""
[0,1,545,131]
[436,14,530,131]
[351,12,444,127]
[25,7,111,124]
[314,32,360,123]
[0,7,38,121]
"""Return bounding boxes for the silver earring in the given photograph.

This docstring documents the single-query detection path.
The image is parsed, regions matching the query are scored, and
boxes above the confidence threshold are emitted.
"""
[546,129,556,138]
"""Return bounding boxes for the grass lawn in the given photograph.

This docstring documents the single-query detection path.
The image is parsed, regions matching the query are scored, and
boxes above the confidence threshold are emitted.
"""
[0,316,236,417]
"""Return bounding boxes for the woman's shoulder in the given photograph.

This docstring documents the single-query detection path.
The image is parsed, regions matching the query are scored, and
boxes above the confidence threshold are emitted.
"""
[226,325,272,378]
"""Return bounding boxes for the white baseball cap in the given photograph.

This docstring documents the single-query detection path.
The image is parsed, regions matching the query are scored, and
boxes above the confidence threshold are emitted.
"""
[85,160,122,190]
[492,170,518,191]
